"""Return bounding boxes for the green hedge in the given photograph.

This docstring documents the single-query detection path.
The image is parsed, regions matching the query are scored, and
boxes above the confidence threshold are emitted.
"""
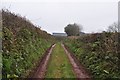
[65,33,120,79]
[2,10,55,78]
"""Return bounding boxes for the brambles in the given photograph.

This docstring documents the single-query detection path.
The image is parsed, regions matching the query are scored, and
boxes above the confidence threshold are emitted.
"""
[65,32,120,79]
[2,9,55,78]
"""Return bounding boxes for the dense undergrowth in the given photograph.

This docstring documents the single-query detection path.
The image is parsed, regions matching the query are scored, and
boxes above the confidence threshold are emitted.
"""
[2,10,55,78]
[64,32,120,79]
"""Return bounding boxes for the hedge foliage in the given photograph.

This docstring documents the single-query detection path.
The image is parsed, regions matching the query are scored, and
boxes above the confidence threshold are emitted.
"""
[2,10,55,78]
[65,32,120,79]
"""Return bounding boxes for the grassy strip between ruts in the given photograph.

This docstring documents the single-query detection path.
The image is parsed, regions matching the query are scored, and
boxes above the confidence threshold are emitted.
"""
[45,43,76,78]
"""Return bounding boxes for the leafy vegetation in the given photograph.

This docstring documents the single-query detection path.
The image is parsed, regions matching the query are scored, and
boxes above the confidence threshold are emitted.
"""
[2,9,120,79]
[2,9,55,78]
[64,23,82,36]
[64,32,120,79]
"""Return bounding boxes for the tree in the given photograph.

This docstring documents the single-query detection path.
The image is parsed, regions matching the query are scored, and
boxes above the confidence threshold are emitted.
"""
[64,23,82,36]
[107,22,118,33]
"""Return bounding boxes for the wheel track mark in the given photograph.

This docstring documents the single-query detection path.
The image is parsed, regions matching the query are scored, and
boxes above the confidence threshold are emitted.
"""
[61,44,90,79]
[33,44,56,78]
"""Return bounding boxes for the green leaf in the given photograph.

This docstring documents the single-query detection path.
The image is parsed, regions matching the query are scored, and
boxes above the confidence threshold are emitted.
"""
[103,70,109,74]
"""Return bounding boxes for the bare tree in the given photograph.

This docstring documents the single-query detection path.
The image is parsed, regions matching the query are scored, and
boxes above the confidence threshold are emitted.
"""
[107,22,118,32]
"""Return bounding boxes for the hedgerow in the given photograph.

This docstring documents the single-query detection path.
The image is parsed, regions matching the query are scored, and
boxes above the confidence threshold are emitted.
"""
[65,32,120,79]
[2,9,55,78]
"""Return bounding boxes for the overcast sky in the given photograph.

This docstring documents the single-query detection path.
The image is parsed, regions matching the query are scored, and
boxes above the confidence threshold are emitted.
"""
[1,0,118,34]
